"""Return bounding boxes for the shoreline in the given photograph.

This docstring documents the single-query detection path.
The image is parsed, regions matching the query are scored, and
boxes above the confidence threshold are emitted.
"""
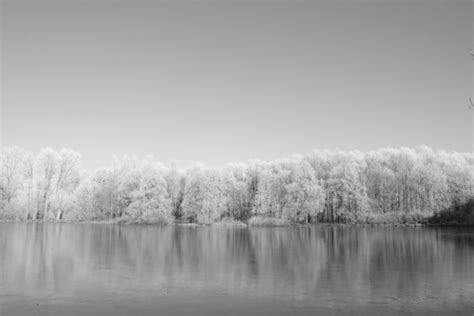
[0,219,472,228]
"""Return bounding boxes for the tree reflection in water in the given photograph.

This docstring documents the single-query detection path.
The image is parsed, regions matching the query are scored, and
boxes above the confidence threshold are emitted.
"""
[0,223,473,315]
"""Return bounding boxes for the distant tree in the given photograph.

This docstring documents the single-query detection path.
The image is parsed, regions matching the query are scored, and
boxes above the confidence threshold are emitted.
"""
[0,147,28,217]
[221,164,252,221]
[284,161,325,223]
[164,165,185,220]
[84,168,120,220]
[32,148,60,219]
[181,165,225,223]
[50,149,81,220]
[323,152,369,222]
[253,163,291,219]
[125,167,172,224]
[1,146,473,224]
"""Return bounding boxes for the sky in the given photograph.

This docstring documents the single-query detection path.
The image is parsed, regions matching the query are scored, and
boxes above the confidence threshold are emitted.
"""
[1,0,473,169]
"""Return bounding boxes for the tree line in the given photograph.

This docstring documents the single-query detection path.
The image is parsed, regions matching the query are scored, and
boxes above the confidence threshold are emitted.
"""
[0,146,473,225]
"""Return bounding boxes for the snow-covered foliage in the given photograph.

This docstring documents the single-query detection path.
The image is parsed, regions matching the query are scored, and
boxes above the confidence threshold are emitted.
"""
[0,146,472,224]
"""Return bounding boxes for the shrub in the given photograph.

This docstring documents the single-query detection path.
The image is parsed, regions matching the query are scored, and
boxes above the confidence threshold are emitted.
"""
[248,216,290,227]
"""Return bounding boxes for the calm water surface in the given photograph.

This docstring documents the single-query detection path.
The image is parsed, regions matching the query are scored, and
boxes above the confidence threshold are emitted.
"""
[0,223,473,315]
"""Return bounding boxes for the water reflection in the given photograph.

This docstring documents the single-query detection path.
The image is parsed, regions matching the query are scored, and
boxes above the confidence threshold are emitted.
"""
[0,223,473,315]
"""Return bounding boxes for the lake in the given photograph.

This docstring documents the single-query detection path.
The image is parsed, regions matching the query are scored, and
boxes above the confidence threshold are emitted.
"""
[0,223,473,315]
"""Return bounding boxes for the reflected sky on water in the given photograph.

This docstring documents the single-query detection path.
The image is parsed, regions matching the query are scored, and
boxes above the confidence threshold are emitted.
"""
[0,223,473,315]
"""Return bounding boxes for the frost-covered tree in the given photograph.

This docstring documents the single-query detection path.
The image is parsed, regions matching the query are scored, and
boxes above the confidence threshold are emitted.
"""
[32,148,60,219]
[0,147,28,218]
[322,152,369,222]
[164,165,185,219]
[30,148,81,220]
[0,146,472,224]
[283,161,325,223]
[253,162,292,219]
[50,149,81,220]
[76,168,120,220]
[125,168,172,224]
[181,165,226,223]
[221,164,252,220]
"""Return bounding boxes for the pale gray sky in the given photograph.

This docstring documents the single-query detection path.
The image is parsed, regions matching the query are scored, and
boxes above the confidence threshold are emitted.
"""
[1,0,473,168]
